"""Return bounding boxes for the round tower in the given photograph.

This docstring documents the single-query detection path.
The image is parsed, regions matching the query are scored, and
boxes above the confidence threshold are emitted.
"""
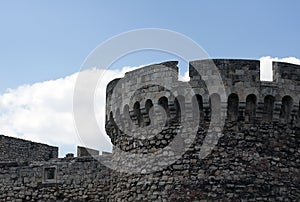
[105,59,300,201]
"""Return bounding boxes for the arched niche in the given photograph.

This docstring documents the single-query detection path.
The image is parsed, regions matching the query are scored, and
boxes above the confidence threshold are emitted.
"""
[174,95,185,121]
[210,93,221,122]
[109,111,117,133]
[123,104,132,129]
[109,111,114,123]
[192,94,203,123]
[297,101,300,126]
[263,95,275,122]
[158,96,170,117]
[145,99,153,126]
[227,93,239,121]
[158,96,170,125]
[115,108,121,130]
[133,101,142,127]
[279,95,293,123]
[245,94,257,122]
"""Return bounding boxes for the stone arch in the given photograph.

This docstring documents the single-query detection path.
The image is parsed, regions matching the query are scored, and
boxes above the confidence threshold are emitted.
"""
[174,98,180,119]
[158,96,170,125]
[109,111,118,135]
[109,111,114,122]
[192,94,203,122]
[245,94,257,122]
[115,108,121,130]
[210,93,221,122]
[227,93,239,121]
[280,95,293,123]
[158,96,170,118]
[133,101,142,127]
[298,101,300,126]
[263,95,275,122]
[123,104,131,129]
[174,95,185,120]
[145,99,153,126]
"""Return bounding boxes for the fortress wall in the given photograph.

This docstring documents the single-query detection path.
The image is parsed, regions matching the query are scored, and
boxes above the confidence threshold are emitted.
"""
[0,157,111,201]
[109,122,300,201]
[0,135,58,163]
[106,59,300,201]
[1,59,298,201]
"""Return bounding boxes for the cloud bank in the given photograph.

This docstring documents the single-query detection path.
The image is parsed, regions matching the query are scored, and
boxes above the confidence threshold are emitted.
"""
[0,66,138,156]
[0,57,299,156]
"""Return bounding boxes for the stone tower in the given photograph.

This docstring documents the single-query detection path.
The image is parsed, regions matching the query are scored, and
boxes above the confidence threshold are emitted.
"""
[106,59,300,201]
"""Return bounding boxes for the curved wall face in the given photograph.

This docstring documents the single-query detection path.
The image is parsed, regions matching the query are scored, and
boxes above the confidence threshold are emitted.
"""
[106,59,300,201]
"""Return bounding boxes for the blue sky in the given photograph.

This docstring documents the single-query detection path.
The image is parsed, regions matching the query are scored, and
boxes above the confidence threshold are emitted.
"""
[0,1,299,156]
[1,1,299,92]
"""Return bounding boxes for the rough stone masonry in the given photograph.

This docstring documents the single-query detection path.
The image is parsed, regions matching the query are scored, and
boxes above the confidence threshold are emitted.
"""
[0,59,299,201]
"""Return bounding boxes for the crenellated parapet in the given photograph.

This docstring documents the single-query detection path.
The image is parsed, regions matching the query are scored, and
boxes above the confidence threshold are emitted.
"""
[106,59,300,142]
[190,59,300,123]
[104,59,300,201]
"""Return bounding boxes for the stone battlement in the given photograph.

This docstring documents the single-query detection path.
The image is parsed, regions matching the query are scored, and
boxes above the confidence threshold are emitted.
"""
[106,59,300,143]
[105,59,300,201]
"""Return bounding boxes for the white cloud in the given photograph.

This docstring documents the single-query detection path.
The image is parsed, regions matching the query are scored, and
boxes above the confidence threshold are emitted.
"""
[0,66,139,157]
[178,70,190,82]
[260,56,300,81]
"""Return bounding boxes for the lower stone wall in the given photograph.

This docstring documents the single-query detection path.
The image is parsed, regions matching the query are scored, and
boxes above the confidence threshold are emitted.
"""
[109,122,300,201]
[1,122,299,201]
[0,157,111,201]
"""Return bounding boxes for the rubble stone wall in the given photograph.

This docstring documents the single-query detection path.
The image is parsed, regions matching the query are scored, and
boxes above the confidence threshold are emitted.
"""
[0,59,299,201]
[0,135,58,163]
[106,59,300,201]
[0,157,111,201]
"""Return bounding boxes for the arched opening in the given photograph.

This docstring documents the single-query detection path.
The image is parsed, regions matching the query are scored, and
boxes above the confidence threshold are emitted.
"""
[158,97,169,117]
[192,94,203,123]
[123,104,131,129]
[158,96,170,125]
[145,99,153,126]
[280,96,293,122]
[245,94,257,122]
[109,111,117,133]
[174,98,180,119]
[263,95,275,122]
[115,108,121,130]
[297,101,300,126]
[174,95,185,121]
[210,93,221,122]
[227,93,239,121]
[109,111,114,123]
[133,101,142,127]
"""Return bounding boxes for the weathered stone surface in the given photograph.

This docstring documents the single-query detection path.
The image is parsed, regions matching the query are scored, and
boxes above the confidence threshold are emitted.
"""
[106,60,300,201]
[1,59,300,201]
[0,134,58,162]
